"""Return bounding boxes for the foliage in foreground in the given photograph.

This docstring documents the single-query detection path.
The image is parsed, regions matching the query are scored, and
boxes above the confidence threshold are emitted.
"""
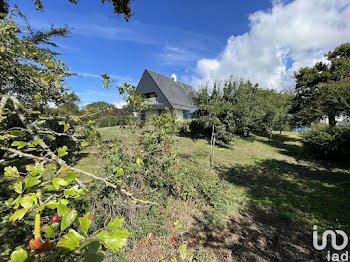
[0,10,135,260]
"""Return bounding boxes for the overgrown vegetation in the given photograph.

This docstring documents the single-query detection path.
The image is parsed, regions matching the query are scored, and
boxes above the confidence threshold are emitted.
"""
[1,0,350,260]
[302,125,350,160]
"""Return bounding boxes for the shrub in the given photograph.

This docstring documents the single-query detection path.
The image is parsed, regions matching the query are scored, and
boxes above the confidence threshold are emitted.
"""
[302,125,350,160]
[189,119,212,138]
[178,121,190,136]
[96,115,119,127]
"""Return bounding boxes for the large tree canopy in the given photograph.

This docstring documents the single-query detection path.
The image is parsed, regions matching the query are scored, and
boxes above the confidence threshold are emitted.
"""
[0,10,72,106]
[192,79,292,146]
[0,0,133,20]
[291,43,350,126]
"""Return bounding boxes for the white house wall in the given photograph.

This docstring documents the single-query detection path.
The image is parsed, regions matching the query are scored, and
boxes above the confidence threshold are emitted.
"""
[174,109,183,121]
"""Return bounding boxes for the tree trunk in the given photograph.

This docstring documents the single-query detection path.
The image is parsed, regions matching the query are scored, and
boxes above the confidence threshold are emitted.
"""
[209,125,215,172]
[328,114,337,127]
[279,122,282,135]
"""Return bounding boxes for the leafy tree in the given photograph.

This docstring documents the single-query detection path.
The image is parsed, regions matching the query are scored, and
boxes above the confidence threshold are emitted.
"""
[223,79,260,136]
[0,0,133,20]
[256,89,292,139]
[192,78,293,147]
[291,43,350,126]
[83,101,113,115]
[0,9,72,107]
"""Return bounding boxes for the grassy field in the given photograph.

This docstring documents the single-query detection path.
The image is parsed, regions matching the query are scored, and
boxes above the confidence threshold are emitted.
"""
[74,126,350,261]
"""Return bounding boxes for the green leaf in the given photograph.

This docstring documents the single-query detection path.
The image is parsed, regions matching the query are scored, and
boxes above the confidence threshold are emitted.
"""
[57,146,68,158]
[64,185,84,198]
[9,208,30,222]
[57,203,70,217]
[61,209,77,231]
[43,225,55,239]
[9,130,25,137]
[0,135,5,140]
[64,171,77,183]
[79,212,91,235]
[136,158,144,166]
[35,119,46,125]
[13,182,23,194]
[4,166,20,177]
[26,163,44,174]
[57,165,70,175]
[116,168,123,177]
[9,248,28,262]
[47,134,56,140]
[179,245,187,260]
[57,229,84,251]
[64,123,70,132]
[45,201,59,209]
[70,116,80,122]
[31,138,42,146]
[11,141,28,149]
[52,177,69,190]
[171,258,178,262]
[80,141,89,147]
[96,230,130,253]
[24,175,41,189]
[44,185,55,191]
[20,195,36,208]
[106,217,124,231]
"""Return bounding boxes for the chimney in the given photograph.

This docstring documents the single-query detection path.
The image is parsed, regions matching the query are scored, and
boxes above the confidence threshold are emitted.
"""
[171,73,177,82]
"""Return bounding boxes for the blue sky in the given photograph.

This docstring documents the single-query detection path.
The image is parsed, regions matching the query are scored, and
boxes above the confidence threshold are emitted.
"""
[9,0,350,106]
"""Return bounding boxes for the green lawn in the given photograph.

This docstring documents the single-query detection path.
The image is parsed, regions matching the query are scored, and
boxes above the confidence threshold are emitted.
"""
[77,126,350,232]
[2,126,349,260]
[74,126,350,260]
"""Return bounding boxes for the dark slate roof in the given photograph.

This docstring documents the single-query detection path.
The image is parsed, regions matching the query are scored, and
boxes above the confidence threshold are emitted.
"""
[145,69,198,111]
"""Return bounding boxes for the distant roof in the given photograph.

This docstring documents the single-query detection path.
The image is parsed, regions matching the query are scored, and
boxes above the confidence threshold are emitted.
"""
[144,69,198,111]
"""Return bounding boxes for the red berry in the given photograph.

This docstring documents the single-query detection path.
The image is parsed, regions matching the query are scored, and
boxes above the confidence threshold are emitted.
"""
[51,215,58,222]
[191,241,195,246]
[171,236,175,243]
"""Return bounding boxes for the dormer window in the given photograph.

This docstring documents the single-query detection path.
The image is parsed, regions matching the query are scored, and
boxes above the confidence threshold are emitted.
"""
[144,93,157,99]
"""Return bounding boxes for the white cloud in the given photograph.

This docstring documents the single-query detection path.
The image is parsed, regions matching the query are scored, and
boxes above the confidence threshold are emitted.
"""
[194,0,350,90]
[114,101,127,109]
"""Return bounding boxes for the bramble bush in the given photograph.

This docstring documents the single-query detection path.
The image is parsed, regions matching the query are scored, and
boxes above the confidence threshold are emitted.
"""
[302,125,350,160]
[0,95,131,261]
[0,11,133,260]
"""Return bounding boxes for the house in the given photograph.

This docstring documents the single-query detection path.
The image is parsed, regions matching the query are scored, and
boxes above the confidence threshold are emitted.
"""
[135,69,198,121]
[320,114,350,126]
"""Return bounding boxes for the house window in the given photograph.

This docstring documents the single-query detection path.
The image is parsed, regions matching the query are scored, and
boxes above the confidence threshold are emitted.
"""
[144,93,157,98]
[183,111,193,120]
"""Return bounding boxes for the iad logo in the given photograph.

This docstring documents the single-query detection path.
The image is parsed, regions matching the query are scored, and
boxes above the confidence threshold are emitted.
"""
[313,225,349,261]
